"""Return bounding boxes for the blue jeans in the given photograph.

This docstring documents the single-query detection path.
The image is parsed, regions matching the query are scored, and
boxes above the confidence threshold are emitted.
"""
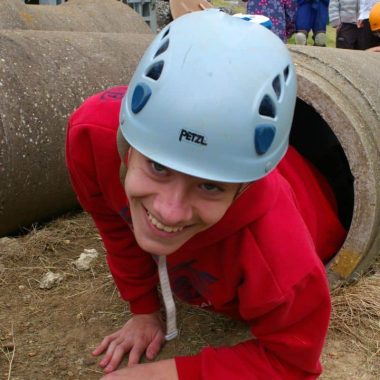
[296,0,329,34]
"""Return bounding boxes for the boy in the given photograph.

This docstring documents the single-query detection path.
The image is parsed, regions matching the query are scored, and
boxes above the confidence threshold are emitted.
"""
[66,10,346,380]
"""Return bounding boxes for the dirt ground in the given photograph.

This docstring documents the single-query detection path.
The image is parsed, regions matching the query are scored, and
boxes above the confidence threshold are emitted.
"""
[0,212,379,379]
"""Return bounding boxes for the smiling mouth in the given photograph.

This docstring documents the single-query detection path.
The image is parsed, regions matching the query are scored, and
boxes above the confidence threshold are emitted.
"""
[146,210,185,233]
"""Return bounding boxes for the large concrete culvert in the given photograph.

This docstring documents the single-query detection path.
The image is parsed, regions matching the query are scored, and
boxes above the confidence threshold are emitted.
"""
[0,0,152,236]
[289,46,380,285]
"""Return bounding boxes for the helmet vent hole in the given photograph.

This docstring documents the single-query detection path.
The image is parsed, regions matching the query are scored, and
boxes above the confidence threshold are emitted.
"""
[162,27,170,39]
[154,39,169,58]
[259,95,276,118]
[131,83,152,114]
[254,125,276,155]
[283,65,290,83]
[272,75,281,99]
[146,61,164,80]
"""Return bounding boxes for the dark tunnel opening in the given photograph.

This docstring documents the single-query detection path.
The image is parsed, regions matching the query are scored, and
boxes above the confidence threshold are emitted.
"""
[290,98,354,231]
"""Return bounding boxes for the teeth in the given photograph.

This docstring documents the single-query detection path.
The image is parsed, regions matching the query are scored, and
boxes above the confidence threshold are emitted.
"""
[147,212,184,233]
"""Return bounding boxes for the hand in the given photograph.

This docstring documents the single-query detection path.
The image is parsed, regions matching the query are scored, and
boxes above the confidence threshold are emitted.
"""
[367,46,380,52]
[92,312,165,373]
[357,19,364,28]
[99,359,179,380]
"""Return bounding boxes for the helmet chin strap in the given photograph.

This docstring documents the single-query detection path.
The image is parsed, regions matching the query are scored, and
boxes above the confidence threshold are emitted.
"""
[158,255,178,341]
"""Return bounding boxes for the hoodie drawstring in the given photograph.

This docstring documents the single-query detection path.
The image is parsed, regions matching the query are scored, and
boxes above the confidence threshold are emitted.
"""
[158,255,178,341]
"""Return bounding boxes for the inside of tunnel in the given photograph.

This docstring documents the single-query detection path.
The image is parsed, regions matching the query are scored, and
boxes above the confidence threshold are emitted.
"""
[290,98,354,232]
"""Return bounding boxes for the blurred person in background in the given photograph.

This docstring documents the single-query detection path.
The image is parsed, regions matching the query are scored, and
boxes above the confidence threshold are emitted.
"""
[329,0,365,49]
[243,0,297,42]
[358,0,380,48]
[295,0,330,46]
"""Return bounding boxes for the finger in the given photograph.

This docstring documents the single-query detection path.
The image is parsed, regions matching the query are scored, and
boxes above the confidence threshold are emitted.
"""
[127,341,147,367]
[146,333,165,360]
[99,337,129,368]
[104,343,132,374]
[92,335,114,356]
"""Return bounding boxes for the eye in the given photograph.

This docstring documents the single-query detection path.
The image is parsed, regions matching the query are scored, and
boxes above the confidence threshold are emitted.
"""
[149,160,167,174]
[199,183,223,193]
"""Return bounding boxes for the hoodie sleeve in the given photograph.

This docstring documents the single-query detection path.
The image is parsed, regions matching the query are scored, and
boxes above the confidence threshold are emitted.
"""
[65,90,160,314]
[328,0,341,27]
[175,264,330,380]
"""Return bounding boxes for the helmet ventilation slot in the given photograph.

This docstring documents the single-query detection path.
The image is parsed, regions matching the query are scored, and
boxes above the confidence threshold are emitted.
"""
[272,75,282,99]
[283,65,290,83]
[154,39,169,58]
[162,27,170,39]
[146,61,164,80]
[259,95,276,118]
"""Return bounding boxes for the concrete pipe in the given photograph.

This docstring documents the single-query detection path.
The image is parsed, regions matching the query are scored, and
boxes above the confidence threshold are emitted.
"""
[0,28,153,237]
[0,0,150,34]
[289,46,380,285]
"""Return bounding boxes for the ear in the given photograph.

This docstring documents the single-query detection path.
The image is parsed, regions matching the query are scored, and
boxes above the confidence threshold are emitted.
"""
[117,128,130,185]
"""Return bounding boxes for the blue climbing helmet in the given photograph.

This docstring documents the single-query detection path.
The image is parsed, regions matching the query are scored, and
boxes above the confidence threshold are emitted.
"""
[119,9,297,183]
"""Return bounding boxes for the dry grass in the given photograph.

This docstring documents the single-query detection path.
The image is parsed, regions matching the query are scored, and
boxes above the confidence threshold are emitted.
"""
[0,323,15,380]
[22,212,99,254]
[329,263,380,357]
[1,212,380,378]
[5,214,380,348]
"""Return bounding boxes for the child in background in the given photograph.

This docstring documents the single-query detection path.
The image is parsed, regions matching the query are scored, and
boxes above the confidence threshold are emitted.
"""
[243,0,297,42]
[295,0,330,46]
[329,0,363,49]
[66,10,346,380]
[358,0,380,48]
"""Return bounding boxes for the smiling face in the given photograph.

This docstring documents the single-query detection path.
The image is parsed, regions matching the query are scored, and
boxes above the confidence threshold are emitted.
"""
[124,149,240,256]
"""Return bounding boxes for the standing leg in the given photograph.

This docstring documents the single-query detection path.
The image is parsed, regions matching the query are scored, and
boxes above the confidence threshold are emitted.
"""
[295,0,312,45]
[313,0,329,46]
[336,23,359,49]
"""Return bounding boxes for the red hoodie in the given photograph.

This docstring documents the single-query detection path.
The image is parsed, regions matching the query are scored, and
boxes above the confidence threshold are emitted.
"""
[66,86,347,380]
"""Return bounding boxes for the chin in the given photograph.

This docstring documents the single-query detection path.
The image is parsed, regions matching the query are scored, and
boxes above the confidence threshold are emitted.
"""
[135,236,181,257]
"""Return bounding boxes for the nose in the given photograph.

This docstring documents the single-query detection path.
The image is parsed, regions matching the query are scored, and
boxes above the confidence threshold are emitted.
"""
[152,179,193,226]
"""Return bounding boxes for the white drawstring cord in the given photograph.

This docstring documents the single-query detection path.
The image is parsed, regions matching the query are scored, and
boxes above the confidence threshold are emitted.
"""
[158,255,178,341]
